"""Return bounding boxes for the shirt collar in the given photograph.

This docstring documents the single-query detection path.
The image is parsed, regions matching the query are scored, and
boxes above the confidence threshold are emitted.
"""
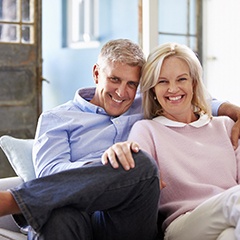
[73,87,107,114]
[73,87,143,117]
[153,113,211,128]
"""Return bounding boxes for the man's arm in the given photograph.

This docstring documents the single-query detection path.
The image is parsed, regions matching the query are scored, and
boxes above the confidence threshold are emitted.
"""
[218,102,240,121]
[217,102,240,149]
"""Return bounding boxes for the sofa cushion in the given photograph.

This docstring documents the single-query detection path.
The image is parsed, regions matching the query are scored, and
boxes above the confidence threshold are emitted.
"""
[0,228,27,240]
[0,135,35,182]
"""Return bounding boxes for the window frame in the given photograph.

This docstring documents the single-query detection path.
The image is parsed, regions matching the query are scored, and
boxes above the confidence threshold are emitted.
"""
[0,0,35,44]
[66,0,100,49]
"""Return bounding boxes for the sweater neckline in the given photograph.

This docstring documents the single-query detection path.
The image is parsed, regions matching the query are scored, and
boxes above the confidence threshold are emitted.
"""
[153,114,211,128]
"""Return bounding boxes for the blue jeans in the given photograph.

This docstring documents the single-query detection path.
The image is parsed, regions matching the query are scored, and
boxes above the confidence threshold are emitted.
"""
[11,150,160,240]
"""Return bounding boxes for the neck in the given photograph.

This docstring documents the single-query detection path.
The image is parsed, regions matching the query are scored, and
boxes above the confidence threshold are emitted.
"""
[163,111,198,124]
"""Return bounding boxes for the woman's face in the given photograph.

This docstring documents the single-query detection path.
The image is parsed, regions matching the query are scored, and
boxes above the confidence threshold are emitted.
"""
[153,56,195,123]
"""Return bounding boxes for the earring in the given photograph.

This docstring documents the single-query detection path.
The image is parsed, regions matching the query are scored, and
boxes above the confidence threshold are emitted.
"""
[154,96,157,100]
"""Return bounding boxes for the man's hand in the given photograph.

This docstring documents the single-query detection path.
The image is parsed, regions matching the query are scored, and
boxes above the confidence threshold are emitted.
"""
[102,141,167,190]
[218,102,240,149]
[231,119,240,150]
[101,141,140,170]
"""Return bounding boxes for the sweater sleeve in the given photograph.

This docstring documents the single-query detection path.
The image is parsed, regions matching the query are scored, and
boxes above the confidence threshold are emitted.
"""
[128,121,157,160]
[221,116,240,184]
[235,143,240,184]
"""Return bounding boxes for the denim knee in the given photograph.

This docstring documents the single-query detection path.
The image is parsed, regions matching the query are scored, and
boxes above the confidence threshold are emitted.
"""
[132,150,159,179]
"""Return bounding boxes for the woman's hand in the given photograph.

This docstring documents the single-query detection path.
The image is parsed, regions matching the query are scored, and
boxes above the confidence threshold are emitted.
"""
[101,141,140,170]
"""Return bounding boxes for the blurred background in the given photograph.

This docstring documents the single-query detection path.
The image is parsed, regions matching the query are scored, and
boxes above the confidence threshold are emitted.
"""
[42,0,240,111]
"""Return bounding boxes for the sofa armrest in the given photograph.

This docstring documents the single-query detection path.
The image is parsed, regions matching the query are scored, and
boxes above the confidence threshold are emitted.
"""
[0,176,23,191]
[0,176,23,232]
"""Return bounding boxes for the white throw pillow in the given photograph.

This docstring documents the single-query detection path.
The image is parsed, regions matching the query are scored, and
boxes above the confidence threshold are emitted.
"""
[0,135,36,182]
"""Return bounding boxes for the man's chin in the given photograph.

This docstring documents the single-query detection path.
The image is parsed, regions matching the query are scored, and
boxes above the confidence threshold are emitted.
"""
[108,111,123,117]
[106,103,132,117]
[106,108,125,117]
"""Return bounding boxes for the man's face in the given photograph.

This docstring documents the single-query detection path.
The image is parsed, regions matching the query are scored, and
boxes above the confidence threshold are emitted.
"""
[91,61,141,117]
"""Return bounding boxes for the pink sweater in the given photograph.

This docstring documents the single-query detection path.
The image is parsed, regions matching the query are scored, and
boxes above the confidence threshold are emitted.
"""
[128,115,240,231]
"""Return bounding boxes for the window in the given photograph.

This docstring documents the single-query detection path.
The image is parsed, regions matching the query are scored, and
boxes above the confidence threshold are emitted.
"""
[140,0,202,62]
[158,0,202,62]
[0,0,34,44]
[66,0,99,48]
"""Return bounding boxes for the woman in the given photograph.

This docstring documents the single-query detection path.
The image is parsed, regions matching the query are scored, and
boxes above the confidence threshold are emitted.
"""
[105,43,240,239]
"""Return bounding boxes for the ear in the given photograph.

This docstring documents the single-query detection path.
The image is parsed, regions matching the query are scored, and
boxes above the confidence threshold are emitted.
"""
[192,79,197,93]
[93,64,99,84]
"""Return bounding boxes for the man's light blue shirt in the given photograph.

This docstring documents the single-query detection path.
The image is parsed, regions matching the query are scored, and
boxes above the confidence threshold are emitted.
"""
[33,87,223,177]
[33,88,143,177]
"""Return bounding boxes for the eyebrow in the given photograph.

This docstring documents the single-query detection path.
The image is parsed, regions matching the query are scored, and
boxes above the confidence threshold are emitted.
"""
[159,72,189,79]
[177,73,189,77]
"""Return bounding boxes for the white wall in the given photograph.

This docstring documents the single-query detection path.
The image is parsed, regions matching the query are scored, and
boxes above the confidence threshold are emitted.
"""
[203,0,240,105]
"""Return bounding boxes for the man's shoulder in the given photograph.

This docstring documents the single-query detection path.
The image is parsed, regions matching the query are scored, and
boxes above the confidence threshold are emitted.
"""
[40,100,78,120]
[42,87,94,116]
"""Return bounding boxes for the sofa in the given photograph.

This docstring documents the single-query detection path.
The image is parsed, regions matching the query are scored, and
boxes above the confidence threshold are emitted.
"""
[0,135,35,240]
[0,135,164,240]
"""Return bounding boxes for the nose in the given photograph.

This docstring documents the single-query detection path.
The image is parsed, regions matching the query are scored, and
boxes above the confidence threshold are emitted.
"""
[115,83,127,97]
[168,82,179,93]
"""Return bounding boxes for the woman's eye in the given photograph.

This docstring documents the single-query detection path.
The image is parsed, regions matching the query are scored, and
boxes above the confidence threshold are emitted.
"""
[178,78,187,81]
[158,80,168,84]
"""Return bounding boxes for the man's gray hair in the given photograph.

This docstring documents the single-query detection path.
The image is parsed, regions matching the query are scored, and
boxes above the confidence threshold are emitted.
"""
[97,39,146,68]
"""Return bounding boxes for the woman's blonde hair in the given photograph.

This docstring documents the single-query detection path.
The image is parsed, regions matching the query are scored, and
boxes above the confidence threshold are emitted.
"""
[141,42,212,119]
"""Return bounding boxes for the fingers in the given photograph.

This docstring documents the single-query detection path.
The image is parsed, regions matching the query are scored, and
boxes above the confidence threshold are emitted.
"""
[101,147,119,168]
[130,142,140,153]
[109,142,134,170]
[101,141,139,171]
[230,120,240,150]
[160,180,166,190]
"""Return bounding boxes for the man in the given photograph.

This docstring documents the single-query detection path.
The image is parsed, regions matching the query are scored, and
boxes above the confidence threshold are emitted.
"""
[33,38,146,177]
[0,39,160,240]
[0,39,240,240]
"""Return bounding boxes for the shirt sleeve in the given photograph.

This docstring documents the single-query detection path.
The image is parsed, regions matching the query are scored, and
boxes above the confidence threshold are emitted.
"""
[33,111,87,177]
[211,98,225,116]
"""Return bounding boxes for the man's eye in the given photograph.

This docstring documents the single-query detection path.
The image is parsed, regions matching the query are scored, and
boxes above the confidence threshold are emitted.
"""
[128,82,138,88]
[110,77,119,82]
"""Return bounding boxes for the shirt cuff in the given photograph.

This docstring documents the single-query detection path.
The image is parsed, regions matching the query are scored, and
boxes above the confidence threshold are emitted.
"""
[211,98,225,116]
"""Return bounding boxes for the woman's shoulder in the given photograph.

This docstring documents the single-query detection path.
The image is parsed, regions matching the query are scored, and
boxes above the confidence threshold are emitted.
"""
[212,115,235,125]
[134,118,160,126]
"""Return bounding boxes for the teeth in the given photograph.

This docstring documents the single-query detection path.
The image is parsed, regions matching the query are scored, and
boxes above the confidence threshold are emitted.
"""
[112,97,123,103]
[168,96,182,101]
